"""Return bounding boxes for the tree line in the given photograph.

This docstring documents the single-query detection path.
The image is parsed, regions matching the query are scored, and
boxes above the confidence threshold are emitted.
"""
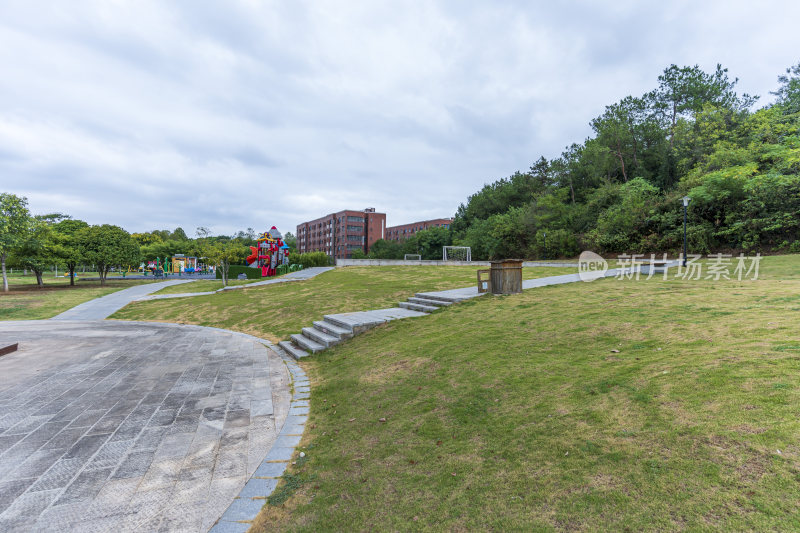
[0,196,300,291]
[366,62,800,260]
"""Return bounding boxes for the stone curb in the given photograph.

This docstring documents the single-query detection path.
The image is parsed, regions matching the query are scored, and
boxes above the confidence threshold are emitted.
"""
[208,339,309,533]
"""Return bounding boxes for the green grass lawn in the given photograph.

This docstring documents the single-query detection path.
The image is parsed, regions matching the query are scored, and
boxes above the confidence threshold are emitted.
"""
[111,266,570,342]
[152,278,268,295]
[239,254,800,531]
[0,278,154,320]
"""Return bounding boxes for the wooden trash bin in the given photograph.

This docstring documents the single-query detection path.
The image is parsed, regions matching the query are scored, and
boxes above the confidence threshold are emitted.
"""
[489,259,523,294]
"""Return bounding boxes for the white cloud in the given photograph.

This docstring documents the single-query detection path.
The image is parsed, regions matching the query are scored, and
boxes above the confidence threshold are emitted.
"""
[1,0,799,233]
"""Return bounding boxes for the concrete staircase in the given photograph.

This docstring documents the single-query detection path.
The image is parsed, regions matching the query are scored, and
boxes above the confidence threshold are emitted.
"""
[280,292,466,359]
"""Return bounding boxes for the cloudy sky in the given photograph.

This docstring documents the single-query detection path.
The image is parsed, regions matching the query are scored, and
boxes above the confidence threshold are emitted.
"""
[2,1,799,236]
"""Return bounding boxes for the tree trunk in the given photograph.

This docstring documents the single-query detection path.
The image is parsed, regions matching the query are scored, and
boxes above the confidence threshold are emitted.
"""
[221,262,228,287]
[1,253,7,292]
[100,267,106,286]
[35,270,43,287]
[629,127,640,172]
[669,100,678,149]
[69,266,75,286]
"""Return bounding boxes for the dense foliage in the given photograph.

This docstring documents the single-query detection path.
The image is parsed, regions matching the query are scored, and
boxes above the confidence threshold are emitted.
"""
[0,202,280,287]
[446,62,800,259]
[290,251,331,267]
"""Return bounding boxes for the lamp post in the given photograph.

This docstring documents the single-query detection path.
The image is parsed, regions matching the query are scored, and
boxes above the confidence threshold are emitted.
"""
[543,231,547,260]
[681,196,691,267]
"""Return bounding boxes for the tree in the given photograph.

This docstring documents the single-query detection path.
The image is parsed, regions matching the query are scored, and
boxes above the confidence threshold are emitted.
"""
[0,193,30,292]
[202,239,247,286]
[171,227,189,240]
[131,232,164,246]
[13,216,59,287]
[283,231,297,251]
[53,218,89,285]
[413,227,451,260]
[648,64,756,149]
[772,61,800,114]
[77,225,140,285]
[367,239,403,259]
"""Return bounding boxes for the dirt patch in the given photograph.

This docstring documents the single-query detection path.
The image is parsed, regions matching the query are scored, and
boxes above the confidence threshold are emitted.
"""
[733,424,767,435]
[360,356,431,385]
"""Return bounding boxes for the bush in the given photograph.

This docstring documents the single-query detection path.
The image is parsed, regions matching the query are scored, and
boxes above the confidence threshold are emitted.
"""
[289,251,331,267]
[218,265,262,280]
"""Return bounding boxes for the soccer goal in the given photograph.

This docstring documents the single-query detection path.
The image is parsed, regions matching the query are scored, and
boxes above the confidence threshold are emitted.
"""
[404,254,422,260]
[443,246,472,262]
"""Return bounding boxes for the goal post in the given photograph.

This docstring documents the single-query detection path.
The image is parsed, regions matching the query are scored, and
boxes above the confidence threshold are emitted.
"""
[404,254,422,260]
[443,246,472,262]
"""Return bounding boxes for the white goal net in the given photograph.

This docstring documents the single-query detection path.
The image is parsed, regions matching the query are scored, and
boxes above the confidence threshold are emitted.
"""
[443,246,472,261]
[404,254,422,260]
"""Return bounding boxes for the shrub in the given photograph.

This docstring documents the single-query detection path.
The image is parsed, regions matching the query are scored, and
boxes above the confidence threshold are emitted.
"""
[289,251,330,267]
[217,265,262,280]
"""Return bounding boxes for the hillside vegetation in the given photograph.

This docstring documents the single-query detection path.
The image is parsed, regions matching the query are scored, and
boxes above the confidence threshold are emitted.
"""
[368,62,800,261]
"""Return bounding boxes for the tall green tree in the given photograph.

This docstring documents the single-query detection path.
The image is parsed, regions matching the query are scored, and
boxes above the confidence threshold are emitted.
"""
[13,216,59,287]
[649,64,756,148]
[772,61,800,114]
[0,193,30,292]
[77,225,140,285]
[53,218,89,286]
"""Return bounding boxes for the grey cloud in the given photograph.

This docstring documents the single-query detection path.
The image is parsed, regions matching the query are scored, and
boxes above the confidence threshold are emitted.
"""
[2,0,800,233]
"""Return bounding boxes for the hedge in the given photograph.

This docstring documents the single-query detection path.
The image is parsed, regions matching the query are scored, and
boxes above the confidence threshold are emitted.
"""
[217,265,262,280]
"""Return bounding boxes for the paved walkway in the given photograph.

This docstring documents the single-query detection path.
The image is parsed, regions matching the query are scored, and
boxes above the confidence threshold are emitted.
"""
[51,280,195,321]
[136,267,334,302]
[0,320,291,532]
[417,270,612,301]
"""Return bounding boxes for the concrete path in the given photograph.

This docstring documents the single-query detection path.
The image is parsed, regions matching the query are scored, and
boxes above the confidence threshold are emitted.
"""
[0,320,291,533]
[417,270,608,301]
[51,280,196,321]
[136,267,335,302]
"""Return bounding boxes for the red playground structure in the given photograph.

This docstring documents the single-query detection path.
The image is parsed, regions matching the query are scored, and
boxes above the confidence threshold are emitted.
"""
[246,226,290,277]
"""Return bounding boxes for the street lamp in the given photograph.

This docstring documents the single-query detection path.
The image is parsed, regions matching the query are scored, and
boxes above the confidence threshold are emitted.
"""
[681,196,691,267]
[543,231,547,260]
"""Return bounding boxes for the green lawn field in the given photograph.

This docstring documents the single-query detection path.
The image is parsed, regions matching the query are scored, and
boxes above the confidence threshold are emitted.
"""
[239,255,800,531]
[0,276,154,320]
[111,266,569,342]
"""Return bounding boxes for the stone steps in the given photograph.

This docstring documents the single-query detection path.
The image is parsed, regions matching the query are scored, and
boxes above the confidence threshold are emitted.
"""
[414,292,464,303]
[290,333,325,353]
[301,326,340,348]
[398,301,438,313]
[283,289,477,360]
[312,320,353,340]
[407,296,452,307]
[279,340,310,359]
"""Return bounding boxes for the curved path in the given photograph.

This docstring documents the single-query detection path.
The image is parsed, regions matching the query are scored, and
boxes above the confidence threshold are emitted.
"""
[136,267,334,302]
[0,320,292,532]
[51,280,196,321]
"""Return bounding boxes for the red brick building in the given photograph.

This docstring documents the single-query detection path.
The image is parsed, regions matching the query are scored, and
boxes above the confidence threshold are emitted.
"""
[385,218,453,242]
[296,208,386,259]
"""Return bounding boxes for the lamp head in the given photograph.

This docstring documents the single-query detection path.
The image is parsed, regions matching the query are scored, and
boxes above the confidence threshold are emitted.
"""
[682,196,691,207]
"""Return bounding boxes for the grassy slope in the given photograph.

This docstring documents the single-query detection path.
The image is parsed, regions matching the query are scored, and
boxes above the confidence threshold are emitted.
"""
[152,278,267,295]
[111,266,569,342]
[0,279,153,320]
[249,255,800,531]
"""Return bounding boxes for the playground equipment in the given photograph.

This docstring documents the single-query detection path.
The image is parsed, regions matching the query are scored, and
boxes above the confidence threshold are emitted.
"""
[246,226,290,277]
[171,254,199,274]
